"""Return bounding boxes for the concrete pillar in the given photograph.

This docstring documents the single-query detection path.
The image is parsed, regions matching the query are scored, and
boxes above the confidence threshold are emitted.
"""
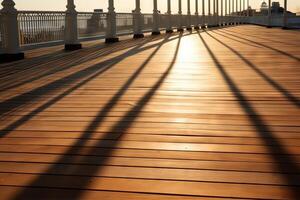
[178,0,184,31]
[282,0,288,29]
[65,0,82,50]
[187,0,192,30]
[194,0,200,29]
[216,0,219,26]
[133,0,144,38]
[0,0,24,62]
[201,0,206,28]
[106,0,119,43]
[208,0,212,27]
[267,0,272,28]
[152,0,160,35]
[213,0,216,26]
[166,0,174,33]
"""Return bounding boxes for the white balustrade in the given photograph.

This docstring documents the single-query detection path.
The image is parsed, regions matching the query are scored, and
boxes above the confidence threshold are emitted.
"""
[133,0,144,38]
[1,0,291,63]
[65,0,81,50]
[152,0,160,35]
[0,0,24,62]
[178,0,184,31]
[106,0,119,43]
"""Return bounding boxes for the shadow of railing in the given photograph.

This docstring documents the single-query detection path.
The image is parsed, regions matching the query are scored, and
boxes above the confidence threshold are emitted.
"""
[223,28,298,46]
[0,33,193,122]
[198,31,300,199]
[210,30,262,48]
[0,38,154,91]
[206,30,300,108]
[218,29,300,62]
[10,32,182,200]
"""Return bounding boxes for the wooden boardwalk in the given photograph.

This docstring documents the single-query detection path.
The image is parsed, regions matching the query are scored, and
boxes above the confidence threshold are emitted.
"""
[0,25,299,200]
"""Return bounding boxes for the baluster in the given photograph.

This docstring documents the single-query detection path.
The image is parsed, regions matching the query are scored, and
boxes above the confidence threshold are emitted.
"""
[152,0,160,35]
[225,0,227,25]
[282,0,288,29]
[194,0,200,29]
[208,0,211,27]
[201,0,206,29]
[133,0,144,38]
[0,0,24,62]
[166,0,173,33]
[186,0,191,30]
[106,0,119,43]
[267,0,272,28]
[65,0,81,49]
[178,0,184,31]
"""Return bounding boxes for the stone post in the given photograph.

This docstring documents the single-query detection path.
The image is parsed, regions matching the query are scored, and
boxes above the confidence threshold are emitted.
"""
[106,0,119,43]
[0,0,24,62]
[133,0,144,38]
[65,0,82,50]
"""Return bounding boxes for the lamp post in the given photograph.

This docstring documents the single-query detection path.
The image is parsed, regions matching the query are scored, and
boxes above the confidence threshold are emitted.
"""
[0,0,24,62]
[166,0,174,33]
[106,0,119,43]
[133,0,144,38]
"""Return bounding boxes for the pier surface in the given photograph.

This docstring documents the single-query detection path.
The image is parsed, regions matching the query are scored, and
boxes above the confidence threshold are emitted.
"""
[0,25,300,200]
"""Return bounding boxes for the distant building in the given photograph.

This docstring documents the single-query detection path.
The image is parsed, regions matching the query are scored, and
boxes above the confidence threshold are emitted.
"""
[256,1,296,16]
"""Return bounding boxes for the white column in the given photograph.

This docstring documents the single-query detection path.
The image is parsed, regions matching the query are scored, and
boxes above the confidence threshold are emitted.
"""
[283,0,288,29]
[228,0,232,25]
[216,0,219,26]
[133,0,144,38]
[178,0,184,31]
[267,0,272,27]
[213,0,216,26]
[65,0,81,50]
[208,0,211,27]
[195,0,200,29]
[236,0,238,24]
[106,0,119,43]
[0,0,24,62]
[187,0,192,30]
[247,0,249,17]
[225,0,228,24]
[202,0,206,28]
[166,0,173,33]
[152,0,160,35]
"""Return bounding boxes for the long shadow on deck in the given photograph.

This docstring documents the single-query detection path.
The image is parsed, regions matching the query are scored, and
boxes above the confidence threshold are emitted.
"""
[0,33,191,124]
[0,38,156,91]
[198,31,300,199]
[207,30,300,107]
[218,29,300,62]
[9,34,182,199]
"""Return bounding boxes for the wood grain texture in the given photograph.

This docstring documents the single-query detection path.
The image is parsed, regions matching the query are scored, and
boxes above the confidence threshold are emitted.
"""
[0,25,299,200]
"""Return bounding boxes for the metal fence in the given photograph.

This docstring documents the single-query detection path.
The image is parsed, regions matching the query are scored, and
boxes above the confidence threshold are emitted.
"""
[8,10,299,48]
[142,14,153,32]
[0,13,4,51]
[248,15,300,28]
[77,12,106,39]
[116,13,133,35]
[18,11,65,46]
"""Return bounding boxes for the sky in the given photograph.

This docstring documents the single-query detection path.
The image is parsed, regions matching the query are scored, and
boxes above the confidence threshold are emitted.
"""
[1,0,299,13]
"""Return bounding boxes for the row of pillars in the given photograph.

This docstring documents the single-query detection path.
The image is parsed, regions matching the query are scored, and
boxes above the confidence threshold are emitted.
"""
[0,0,289,63]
